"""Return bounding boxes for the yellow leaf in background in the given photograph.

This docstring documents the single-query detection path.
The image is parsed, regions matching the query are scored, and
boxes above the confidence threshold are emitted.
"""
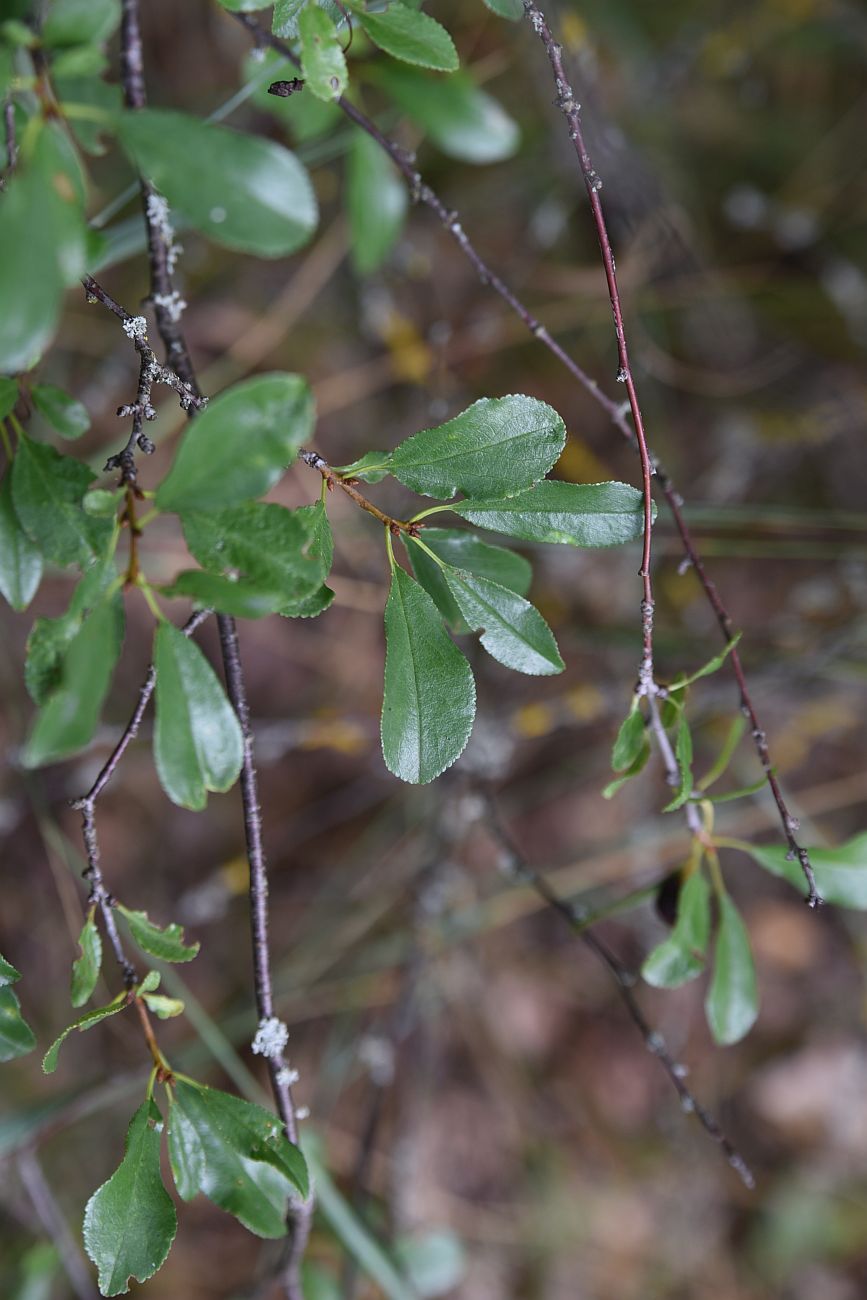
[379,308,433,385]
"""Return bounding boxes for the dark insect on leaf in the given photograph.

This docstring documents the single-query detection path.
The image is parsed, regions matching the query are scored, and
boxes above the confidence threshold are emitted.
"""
[655,871,682,929]
[268,79,305,97]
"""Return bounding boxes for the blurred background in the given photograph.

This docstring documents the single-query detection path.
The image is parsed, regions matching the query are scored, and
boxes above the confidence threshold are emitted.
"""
[2,0,867,1296]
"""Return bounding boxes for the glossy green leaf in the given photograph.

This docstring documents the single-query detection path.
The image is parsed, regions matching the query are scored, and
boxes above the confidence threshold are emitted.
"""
[407,527,530,630]
[273,0,341,36]
[0,124,88,373]
[611,704,645,772]
[482,0,523,18]
[70,909,102,1007]
[23,597,124,768]
[663,715,693,812]
[381,565,475,784]
[0,986,36,1062]
[390,396,565,501]
[0,377,17,420]
[31,383,90,440]
[348,1,458,72]
[283,584,334,619]
[248,48,342,142]
[116,905,200,963]
[153,622,244,811]
[11,436,109,567]
[42,0,120,46]
[743,833,867,909]
[83,1099,177,1297]
[347,130,408,274]
[333,450,392,483]
[156,374,314,514]
[373,63,519,163]
[642,872,711,988]
[181,500,326,608]
[442,567,564,675]
[0,475,43,611]
[168,1079,308,1236]
[0,953,21,986]
[667,634,742,693]
[299,6,347,102]
[118,109,317,257]
[162,571,287,619]
[42,992,128,1073]
[705,893,758,1046]
[601,734,651,798]
[455,480,649,547]
[142,994,185,1019]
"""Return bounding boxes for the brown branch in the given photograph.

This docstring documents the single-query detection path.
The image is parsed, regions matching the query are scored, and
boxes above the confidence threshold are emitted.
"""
[229,10,822,905]
[300,448,420,535]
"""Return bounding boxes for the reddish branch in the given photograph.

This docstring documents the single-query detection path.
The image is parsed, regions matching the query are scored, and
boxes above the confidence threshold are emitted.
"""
[230,10,821,906]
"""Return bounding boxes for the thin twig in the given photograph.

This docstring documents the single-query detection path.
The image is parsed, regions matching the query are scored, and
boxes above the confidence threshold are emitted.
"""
[479,786,755,1189]
[300,448,420,535]
[232,11,821,905]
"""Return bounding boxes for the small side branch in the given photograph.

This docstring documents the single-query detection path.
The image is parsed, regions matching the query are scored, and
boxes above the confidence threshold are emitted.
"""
[299,448,420,535]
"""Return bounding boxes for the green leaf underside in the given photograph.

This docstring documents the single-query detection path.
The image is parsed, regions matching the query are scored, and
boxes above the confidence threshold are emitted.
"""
[602,737,650,798]
[0,475,43,610]
[407,527,530,631]
[181,500,328,607]
[168,1080,308,1237]
[299,6,348,102]
[12,436,109,567]
[23,596,124,768]
[142,994,185,1019]
[83,1100,177,1297]
[71,912,102,1007]
[347,130,408,275]
[32,383,90,439]
[668,633,743,693]
[442,568,564,676]
[272,0,347,38]
[456,480,649,546]
[43,993,128,1073]
[642,873,711,988]
[705,893,758,1046]
[744,833,867,909]
[117,906,200,963]
[25,540,118,704]
[0,986,37,1062]
[663,715,694,812]
[0,124,88,373]
[118,109,317,257]
[163,571,287,619]
[372,63,519,164]
[350,2,458,72]
[156,374,314,514]
[153,623,244,811]
[390,396,565,501]
[382,566,475,784]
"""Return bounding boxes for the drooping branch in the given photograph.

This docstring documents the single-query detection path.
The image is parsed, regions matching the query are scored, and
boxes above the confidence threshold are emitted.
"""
[230,11,821,905]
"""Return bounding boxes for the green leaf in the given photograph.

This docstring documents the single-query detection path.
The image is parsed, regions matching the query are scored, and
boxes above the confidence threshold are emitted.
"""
[42,0,120,47]
[55,73,122,155]
[705,893,758,1046]
[83,488,123,517]
[394,1229,467,1297]
[481,0,523,18]
[162,571,288,619]
[348,1,458,72]
[11,436,109,567]
[373,63,519,163]
[642,872,711,988]
[663,715,693,812]
[602,735,650,798]
[0,474,43,610]
[282,584,334,619]
[0,986,37,1062]
[153,622,244,811]
[381,565,475,784]
[118,109,317,257]
[0,952,21,986]
[181,500,326,607]
[156,374,314,514]
[136,970,161,996]
[407,527,530,630]
[611,704,645,772]
[83,1099,177,1297]
[42,992,128,1073]
[441,566,564,676]
[70,910,102,1007]
[116,905,200,963]
[390,396,565,501]
[742,833,867,909]
[667,634,742,693]
[333,450,392,483]
[299,6,347,102]
[142,994,185,1019]
[31,383,90,440]
[455,480,649,547]
[22,596,124,768]
[168,1079,308,1236]
[217,0,270,9]
[0,376,17,420]
[0,124,88,372]
[347,129,408,275]
[25,541,119,704]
